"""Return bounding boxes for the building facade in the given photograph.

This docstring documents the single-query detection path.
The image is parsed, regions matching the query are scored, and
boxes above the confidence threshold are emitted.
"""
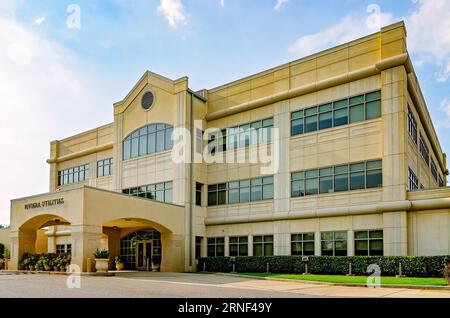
[8,21,450,272]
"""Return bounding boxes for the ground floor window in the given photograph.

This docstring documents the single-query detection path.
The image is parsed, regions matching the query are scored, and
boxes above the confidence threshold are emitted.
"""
[119,229,161,270]
[253,235,273,256]
[291,233,315,256]
[56,244,71,254]
[321,231,347,256]
[354,230,383,256]
[207,237,225,257]
[229,236,248,256]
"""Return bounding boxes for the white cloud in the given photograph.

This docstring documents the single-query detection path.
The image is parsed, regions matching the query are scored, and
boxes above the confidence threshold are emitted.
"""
[157,0,186,28]
[34,16,45,25]
[274,0,288,10]
[219,0,225,8]
[289,13,394,58]
[0,15,111,225]
[438,98,450,128]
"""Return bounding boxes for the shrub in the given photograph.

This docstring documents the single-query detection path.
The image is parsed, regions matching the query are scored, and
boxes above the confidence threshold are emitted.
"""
[198,256,450,278]
[94,249,110,259]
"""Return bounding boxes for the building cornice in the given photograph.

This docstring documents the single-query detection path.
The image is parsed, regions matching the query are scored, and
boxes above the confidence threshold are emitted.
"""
[205,53,409,121]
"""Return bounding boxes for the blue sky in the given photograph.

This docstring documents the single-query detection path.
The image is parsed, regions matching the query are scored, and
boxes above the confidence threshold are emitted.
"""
[1,0,450,225]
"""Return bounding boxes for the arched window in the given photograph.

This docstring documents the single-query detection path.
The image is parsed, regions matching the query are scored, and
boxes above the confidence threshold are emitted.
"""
[123,124,173,160]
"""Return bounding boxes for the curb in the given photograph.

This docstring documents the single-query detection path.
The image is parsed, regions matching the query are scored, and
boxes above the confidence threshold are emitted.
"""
[215,273,450,291]
[0,270,115,277]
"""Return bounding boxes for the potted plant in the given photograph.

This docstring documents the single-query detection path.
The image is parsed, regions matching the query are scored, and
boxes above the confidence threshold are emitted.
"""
[43,258,53,271]
[28,256,36,271]
[151,255,161,272]
[53,258,61,272]
[0,258,4,270]
[94,249,110,272]
[115,256,125,271]
[36,259,44,271]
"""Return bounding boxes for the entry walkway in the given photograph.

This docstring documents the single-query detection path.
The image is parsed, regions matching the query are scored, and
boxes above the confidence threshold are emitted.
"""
[111,272,450,298]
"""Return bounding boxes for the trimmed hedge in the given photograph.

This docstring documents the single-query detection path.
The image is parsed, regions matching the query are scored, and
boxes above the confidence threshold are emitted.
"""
[198,256,450,278]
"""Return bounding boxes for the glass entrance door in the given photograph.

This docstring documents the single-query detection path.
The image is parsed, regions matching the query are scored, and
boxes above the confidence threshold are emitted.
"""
[136,240,152,271]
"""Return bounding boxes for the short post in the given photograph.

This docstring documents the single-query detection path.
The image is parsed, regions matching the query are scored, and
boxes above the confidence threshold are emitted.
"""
[4,258,8,271]
[444,262,449,286]
[346,263,354,276]
[266,262,270,274]
[396,262,405,278]
[302,256,309,275]
[230,257,237,274]
[146,258,150,272]
[203,262,206,272]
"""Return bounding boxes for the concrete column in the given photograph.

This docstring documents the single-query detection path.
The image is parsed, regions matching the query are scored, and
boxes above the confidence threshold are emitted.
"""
[314,231,321,256]
[274,100,290,216]
[383,211,408,256]
[161,233,185,272]
[103,227,121,270]
[201,236,207,258]
[224,236,230,257]
[49,141,59,192]
[113,113,124,192]
[70,225,103,272]
[347,230,354,256]
[248,235,254,256]
[381,66,408,202]
[9,229,37,270]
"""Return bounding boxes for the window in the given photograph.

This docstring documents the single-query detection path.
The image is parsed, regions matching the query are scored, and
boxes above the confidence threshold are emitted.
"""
[56,244,65,254]
[195,237,203,259]
[207,237,225,257]
[291,91,381,136]
[419,133,430,166]
[291,233,315,256]
[291,160,382,198]
[253,235,274,256]
[122,181,173,204]
[407,106,418,144]
[355,230,383,256]
[209,118,274,153]
[226,118,273,150]
[229,236,248,256]
[66,244,72,255]
[97,158,113,177]
[123,124,173,160]
[196,129,203,154]
[321,231,347,256]
[431,160,438,182]
[208,176,274,206]
[196,183,203,206]
[208,184,227,206]
[207,129,227,154]
[408,168,419,190]
[58,164,90,186]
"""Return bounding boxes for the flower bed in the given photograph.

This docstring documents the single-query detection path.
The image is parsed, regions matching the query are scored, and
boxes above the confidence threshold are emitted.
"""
[20,253,71,272]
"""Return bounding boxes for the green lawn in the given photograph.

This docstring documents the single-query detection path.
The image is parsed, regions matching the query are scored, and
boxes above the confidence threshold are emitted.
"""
[235,273,448,286]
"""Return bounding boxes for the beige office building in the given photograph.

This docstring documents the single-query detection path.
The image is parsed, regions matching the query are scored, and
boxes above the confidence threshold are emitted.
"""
[5,21,450,272]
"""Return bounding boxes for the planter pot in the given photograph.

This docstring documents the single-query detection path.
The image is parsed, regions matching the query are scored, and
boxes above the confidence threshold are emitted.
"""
[54,266,60,272]
[151,263,160,272]
[28,265,35,271]
[60,266,66,272]
[95,258,109,272]
[44,264,52,271]
[115,262,125,271]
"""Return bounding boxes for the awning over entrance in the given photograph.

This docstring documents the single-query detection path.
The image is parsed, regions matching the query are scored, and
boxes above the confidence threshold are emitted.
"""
[9,185,187,272]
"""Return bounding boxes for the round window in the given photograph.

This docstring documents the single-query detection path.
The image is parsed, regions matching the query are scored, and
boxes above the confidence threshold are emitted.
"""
[141,91,155,110]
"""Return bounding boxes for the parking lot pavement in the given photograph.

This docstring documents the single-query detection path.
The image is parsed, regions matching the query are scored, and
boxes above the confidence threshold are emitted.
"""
[0,272,449,298]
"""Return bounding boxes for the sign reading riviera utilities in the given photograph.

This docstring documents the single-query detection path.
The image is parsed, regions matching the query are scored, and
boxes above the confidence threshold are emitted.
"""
[24,198,65,210]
